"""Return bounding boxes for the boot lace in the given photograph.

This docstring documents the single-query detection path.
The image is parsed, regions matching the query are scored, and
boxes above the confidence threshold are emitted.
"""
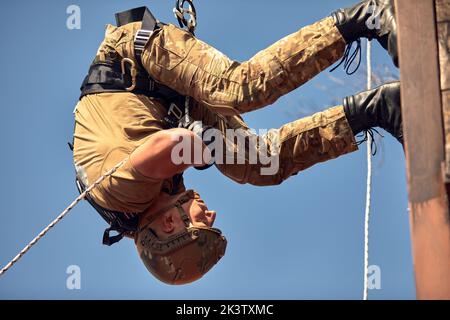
[356,128,384,156]
[330,39,362,75]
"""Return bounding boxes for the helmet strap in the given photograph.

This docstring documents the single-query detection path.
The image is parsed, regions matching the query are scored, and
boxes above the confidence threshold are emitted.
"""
[175,204,191,228]
[139,190,195,231]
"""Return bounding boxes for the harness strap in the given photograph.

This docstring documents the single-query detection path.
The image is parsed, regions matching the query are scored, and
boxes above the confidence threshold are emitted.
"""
[75,174,139,246]
[134,29,154,68]
[115,6,157,28]
[103,226,126,246]
[80,61,154,97]
[116,7,158,71]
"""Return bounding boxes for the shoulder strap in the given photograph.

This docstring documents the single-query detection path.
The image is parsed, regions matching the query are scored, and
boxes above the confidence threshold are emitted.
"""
[115,6,157,29]
[115,7,159,73]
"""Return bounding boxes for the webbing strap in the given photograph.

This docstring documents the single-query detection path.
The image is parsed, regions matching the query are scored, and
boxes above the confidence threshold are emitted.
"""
[80,62,155,97]
[75,174,139,246]
[115,6,157,29]
[115,7,158,71]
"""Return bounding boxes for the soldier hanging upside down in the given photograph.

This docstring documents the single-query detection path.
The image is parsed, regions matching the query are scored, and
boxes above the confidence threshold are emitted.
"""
[72,0,403,285]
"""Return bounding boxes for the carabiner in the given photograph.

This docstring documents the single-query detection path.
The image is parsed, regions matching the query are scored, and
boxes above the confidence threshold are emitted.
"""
[121,58,138,91]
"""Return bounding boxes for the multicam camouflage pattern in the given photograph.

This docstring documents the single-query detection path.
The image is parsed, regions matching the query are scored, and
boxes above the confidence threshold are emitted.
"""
[143,17,346,115]
[74,15,356,214]
[136,226,227,285]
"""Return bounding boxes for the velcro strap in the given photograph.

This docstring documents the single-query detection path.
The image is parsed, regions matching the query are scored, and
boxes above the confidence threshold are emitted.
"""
[83,68,124,86]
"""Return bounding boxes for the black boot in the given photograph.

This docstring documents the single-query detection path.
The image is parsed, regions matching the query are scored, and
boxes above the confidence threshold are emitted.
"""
[332,0,398,67]
[343,81,403,144]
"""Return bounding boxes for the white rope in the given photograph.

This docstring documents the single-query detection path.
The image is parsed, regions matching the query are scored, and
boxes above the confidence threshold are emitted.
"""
[363,39,373,300]
[0,158,129,277]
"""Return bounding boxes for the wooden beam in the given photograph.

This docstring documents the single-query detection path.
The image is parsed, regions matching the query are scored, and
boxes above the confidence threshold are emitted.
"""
[396,0,450,299]
[437,0,450,181]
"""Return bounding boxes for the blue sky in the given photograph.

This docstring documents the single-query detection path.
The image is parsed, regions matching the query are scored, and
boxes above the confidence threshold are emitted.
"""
[0,0,413,299]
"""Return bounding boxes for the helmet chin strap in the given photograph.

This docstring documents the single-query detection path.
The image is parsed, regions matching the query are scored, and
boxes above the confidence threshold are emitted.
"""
[139,190,196,232]
[175,202,192,228]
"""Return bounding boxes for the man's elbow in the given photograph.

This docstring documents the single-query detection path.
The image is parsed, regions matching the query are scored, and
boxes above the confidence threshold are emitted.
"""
[131,128,201,180]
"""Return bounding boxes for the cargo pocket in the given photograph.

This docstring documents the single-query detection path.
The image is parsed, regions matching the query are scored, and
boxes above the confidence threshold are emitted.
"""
[153,24,196,71]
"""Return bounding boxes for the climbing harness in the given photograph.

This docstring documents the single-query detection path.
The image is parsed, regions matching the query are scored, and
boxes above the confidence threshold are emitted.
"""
[77,6,200,246]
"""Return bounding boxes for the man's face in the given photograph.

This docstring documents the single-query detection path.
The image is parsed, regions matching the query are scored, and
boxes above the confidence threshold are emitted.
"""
[184,192,217,228]
[136,191,226,285]
[142,191,217,238]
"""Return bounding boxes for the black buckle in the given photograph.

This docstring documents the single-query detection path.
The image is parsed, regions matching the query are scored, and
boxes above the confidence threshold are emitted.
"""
[103,227,125,246]
[167,103,183,120]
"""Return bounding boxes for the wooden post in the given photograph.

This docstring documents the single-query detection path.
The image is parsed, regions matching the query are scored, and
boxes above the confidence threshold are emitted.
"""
[395,0,450,299]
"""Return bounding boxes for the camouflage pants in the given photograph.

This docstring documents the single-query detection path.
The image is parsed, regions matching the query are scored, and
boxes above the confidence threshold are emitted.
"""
[74,16,357,212]
[190,103,357,186]
[140,18,347,115]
